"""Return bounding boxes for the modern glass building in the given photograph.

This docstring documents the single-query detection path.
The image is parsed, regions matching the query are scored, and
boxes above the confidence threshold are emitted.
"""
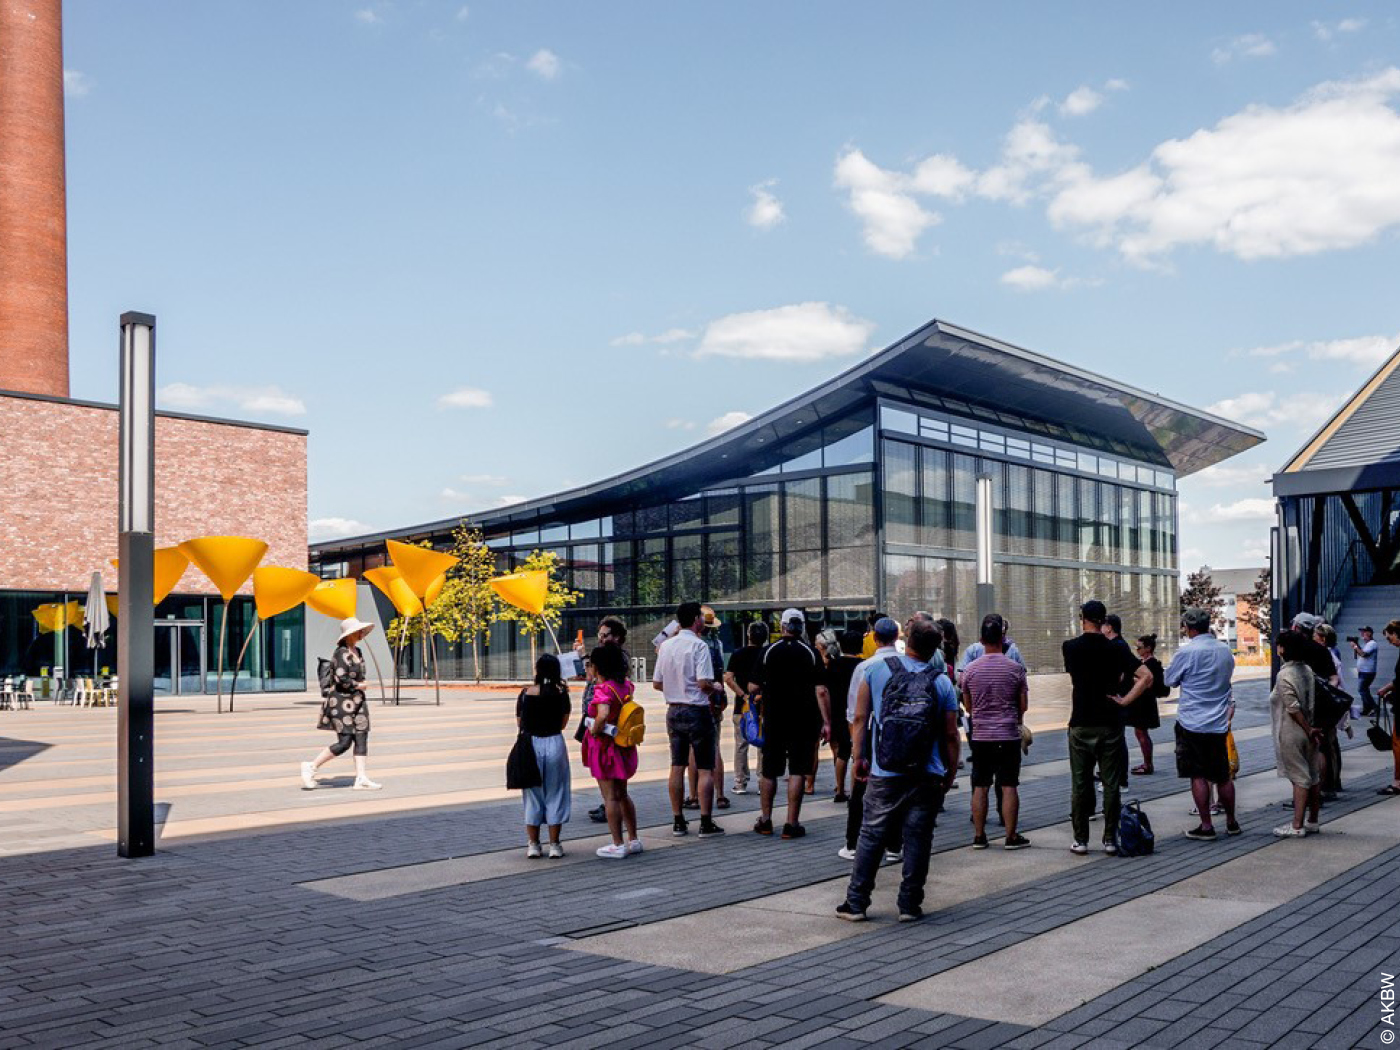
[311,319,1263,678]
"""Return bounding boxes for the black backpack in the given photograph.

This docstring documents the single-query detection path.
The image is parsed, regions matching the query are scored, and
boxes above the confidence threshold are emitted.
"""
[875,656,943,774]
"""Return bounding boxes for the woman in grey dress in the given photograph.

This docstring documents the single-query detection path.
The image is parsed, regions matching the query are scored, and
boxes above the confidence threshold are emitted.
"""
[1271,631,1323,837]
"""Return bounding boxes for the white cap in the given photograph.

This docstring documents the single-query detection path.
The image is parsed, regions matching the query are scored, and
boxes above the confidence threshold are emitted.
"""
[781,608,804,628]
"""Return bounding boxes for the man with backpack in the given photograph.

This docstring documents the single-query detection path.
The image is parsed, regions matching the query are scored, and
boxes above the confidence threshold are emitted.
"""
[837,619,959,923]
[838,616,903,861]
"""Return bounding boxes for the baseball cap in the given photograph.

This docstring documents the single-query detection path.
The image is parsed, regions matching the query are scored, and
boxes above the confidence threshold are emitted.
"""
[1291,612,1321,632]
[873,616,899,642]
[780,608,804,628]
[1181,607,1213,632]
[1362,625,1374,633]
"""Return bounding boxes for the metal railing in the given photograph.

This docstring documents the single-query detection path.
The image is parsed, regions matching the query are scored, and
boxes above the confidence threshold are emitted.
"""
[1320,539,1367,626]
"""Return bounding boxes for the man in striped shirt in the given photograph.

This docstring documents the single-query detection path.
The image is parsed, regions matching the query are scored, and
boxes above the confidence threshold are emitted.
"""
[959,614,1030,850]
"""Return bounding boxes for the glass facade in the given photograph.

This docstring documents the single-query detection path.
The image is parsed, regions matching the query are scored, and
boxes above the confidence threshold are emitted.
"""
[0,591,306,694]
[324,396,1180,680]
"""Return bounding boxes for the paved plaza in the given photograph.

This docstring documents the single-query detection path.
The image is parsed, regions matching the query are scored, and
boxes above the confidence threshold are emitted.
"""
[1,675,1396,1048]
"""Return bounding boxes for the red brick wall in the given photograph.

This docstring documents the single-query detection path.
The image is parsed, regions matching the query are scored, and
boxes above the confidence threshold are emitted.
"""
[0,394,306,594]
[0,0,70,398]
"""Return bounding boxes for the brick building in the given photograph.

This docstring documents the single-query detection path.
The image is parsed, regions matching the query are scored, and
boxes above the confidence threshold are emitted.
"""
[0,0,311,693]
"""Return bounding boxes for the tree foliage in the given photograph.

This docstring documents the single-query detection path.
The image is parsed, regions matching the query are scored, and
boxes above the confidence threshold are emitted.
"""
[1241,567,1271,636]
[384,528,500,681]
[1180,566,1226,633]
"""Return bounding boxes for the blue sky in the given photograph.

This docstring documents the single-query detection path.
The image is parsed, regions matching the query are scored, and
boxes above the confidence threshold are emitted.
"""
[61,2,1400,577]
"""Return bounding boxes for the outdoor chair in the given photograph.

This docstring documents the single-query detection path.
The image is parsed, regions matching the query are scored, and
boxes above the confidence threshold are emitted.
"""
[73,678,94,707]
[17,680,34,710]
[0,679,11,711]
[92,678,116,708]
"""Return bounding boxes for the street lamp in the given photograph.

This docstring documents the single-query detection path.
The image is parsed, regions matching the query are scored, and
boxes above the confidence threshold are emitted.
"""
[976,473,994,624]
[118,311,156,858]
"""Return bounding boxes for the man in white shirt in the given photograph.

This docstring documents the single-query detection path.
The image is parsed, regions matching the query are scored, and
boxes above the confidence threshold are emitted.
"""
[839,617,902,860]
[652,601,726,839]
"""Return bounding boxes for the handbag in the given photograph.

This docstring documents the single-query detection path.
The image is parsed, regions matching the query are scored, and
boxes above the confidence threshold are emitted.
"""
[1368,703,1395,752]
[1310,675,1352,730]
[1225,730,1240,777]
[1018,722,1033,756]
[506,731,542,790]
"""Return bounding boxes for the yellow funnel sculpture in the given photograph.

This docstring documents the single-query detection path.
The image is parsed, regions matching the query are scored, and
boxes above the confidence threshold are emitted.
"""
[177,537,267,600]
[33,601,86,633]
[363,567,423,618]
[110,546,191,605]
[105,595,119,618]
[425,571,446,607]
[252,567,320,619]
[386,540,458,598]
[489,570,548,615]
[306,578,359,621]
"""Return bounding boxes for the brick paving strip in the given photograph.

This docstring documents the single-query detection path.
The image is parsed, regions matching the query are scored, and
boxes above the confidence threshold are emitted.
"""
[0,676,1394,1048]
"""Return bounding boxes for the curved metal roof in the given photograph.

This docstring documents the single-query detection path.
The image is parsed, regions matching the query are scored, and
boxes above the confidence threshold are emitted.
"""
[312,318,1264,554]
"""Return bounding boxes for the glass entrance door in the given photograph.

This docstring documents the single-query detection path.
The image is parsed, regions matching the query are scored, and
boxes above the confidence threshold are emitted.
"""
[154,622,205,696]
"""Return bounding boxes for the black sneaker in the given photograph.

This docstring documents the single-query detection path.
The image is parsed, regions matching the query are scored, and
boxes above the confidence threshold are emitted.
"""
[1185,825,1217,841]
[697,817,726,838]
[1225,821,1242,836]
[972,834,989,850]
[833,791,849,804]
[753,817,774,836]
[671,816,689,837]
[781,823,807,840]
[897,907,924,923]
[589,805,607,824]
[1004,834,1031,850]
[835,902,867,922]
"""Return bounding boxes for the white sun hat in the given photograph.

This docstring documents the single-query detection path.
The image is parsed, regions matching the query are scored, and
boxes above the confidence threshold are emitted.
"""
[338,617,376,643]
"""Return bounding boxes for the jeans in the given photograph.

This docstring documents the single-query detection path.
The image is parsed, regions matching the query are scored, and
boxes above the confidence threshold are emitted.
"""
[845,775,905,852]
[1068,725,1124,845]
[845,775,942,913]
[1359,672,1377,713]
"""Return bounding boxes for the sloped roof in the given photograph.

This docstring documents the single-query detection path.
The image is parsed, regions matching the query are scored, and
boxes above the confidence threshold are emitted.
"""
[312,318,1264,554]
[1274,343,1400,497]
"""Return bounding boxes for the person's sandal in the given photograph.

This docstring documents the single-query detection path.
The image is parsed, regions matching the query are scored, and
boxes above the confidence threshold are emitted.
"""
[1131,765,1153,775]
[1377,785,1400,796]
[681,796,700,810]
[716,796,731,810]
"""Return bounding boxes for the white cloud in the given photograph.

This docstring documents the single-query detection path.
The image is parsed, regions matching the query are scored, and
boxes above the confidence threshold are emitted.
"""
[455,5,470,20]
[1188,463,1273,488]
[834,149,955,258]
[459,473,507,485]
[309,517,371,541]
[746,180,786,230]
[612,328,694,348]
[1313,18,1366,41]
[437,386,493,409]
[1059,86,1103,117]
[1240,332,1399,368]
[695,302,876,363]
[353,8,382,25]
[440,487,476,502]
[1105,78,1130,92]
[63,70,91,98]
[526,48,561,80]
[1190,498,1276,523]
[999,264,1101,292]
[610,332,646,347]
[707,411,752,436]
[495,495,526,507]
[665,418,696,431]
[158,382,306,417]
[1212,33,1277,64]
[1206,391,1338,433]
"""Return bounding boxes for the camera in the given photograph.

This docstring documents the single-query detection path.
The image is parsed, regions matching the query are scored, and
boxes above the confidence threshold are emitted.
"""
[1346,636,1359,645]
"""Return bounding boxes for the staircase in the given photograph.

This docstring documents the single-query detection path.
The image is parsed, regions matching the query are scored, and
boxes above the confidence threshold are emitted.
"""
[1330,585,1400,678]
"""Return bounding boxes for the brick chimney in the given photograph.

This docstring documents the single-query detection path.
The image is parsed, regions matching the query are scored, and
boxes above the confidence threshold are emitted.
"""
[0,0,70,398]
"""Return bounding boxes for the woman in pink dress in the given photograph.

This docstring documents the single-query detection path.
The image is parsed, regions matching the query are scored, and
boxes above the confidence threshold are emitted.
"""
[584,645,641,859]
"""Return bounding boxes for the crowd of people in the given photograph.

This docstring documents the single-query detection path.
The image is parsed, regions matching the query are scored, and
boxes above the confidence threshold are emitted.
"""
[304,597,1400,921]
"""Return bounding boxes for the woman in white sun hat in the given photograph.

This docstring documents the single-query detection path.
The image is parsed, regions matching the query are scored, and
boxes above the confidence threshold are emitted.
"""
[302,617,382,791]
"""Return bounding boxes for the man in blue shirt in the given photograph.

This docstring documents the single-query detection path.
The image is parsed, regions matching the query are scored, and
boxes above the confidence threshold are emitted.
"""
[837,620,959,923]
[1166,607,1238,841]
[1352,626,1380,715]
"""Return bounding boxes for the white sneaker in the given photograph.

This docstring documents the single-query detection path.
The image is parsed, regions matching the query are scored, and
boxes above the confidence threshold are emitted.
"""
[352,777,382,791]
[1103,840,1118,856]
[1303,822,1321,835]
[596,843,628,859]
[1272,824,1306,838]
[883,850,903,863]
[837,846,857,860]
[626,839,644,855]
[1070,841,1089,855]
[548,843,564,859]
[733,785,750,795]
[300,762,317,791]
[526,842,542,859]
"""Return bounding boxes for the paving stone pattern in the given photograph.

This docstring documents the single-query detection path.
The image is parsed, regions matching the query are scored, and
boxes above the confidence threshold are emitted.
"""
[0,679,1393,1048]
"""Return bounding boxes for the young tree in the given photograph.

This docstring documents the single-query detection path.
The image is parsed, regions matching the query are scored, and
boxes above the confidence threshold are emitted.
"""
[1180,566,1226,633]
[439,524,498,683]
[1241,567,1271,637]
[496,549,582,665]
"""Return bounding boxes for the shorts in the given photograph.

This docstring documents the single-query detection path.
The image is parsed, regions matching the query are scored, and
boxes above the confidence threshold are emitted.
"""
[828,717,852,761]
[969,739,1021,789]
[760,726,819,780]
[667,703,716,771]
[1174,724,1231,784]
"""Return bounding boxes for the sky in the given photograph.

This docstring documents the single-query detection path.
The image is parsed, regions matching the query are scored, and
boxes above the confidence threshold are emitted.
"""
[59,2,1400,578]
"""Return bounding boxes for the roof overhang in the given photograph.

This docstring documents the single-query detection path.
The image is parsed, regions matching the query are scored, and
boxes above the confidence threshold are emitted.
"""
[311,318,1263,555]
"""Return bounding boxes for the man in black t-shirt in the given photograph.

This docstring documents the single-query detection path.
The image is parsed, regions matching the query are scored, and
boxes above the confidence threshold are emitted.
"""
[818,630,864,803]
[754,609,831,839]
[1103,614,1136,791]
[1063,600,1152,855]
[724,622,770,795]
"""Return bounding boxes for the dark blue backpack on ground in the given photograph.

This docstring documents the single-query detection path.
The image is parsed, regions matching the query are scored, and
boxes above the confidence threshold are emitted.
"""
[874,656,942,774]
[1117,801,1155,856]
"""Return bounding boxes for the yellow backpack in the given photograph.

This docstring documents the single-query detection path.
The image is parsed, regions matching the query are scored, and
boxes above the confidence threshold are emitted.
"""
[613,696,646,748]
